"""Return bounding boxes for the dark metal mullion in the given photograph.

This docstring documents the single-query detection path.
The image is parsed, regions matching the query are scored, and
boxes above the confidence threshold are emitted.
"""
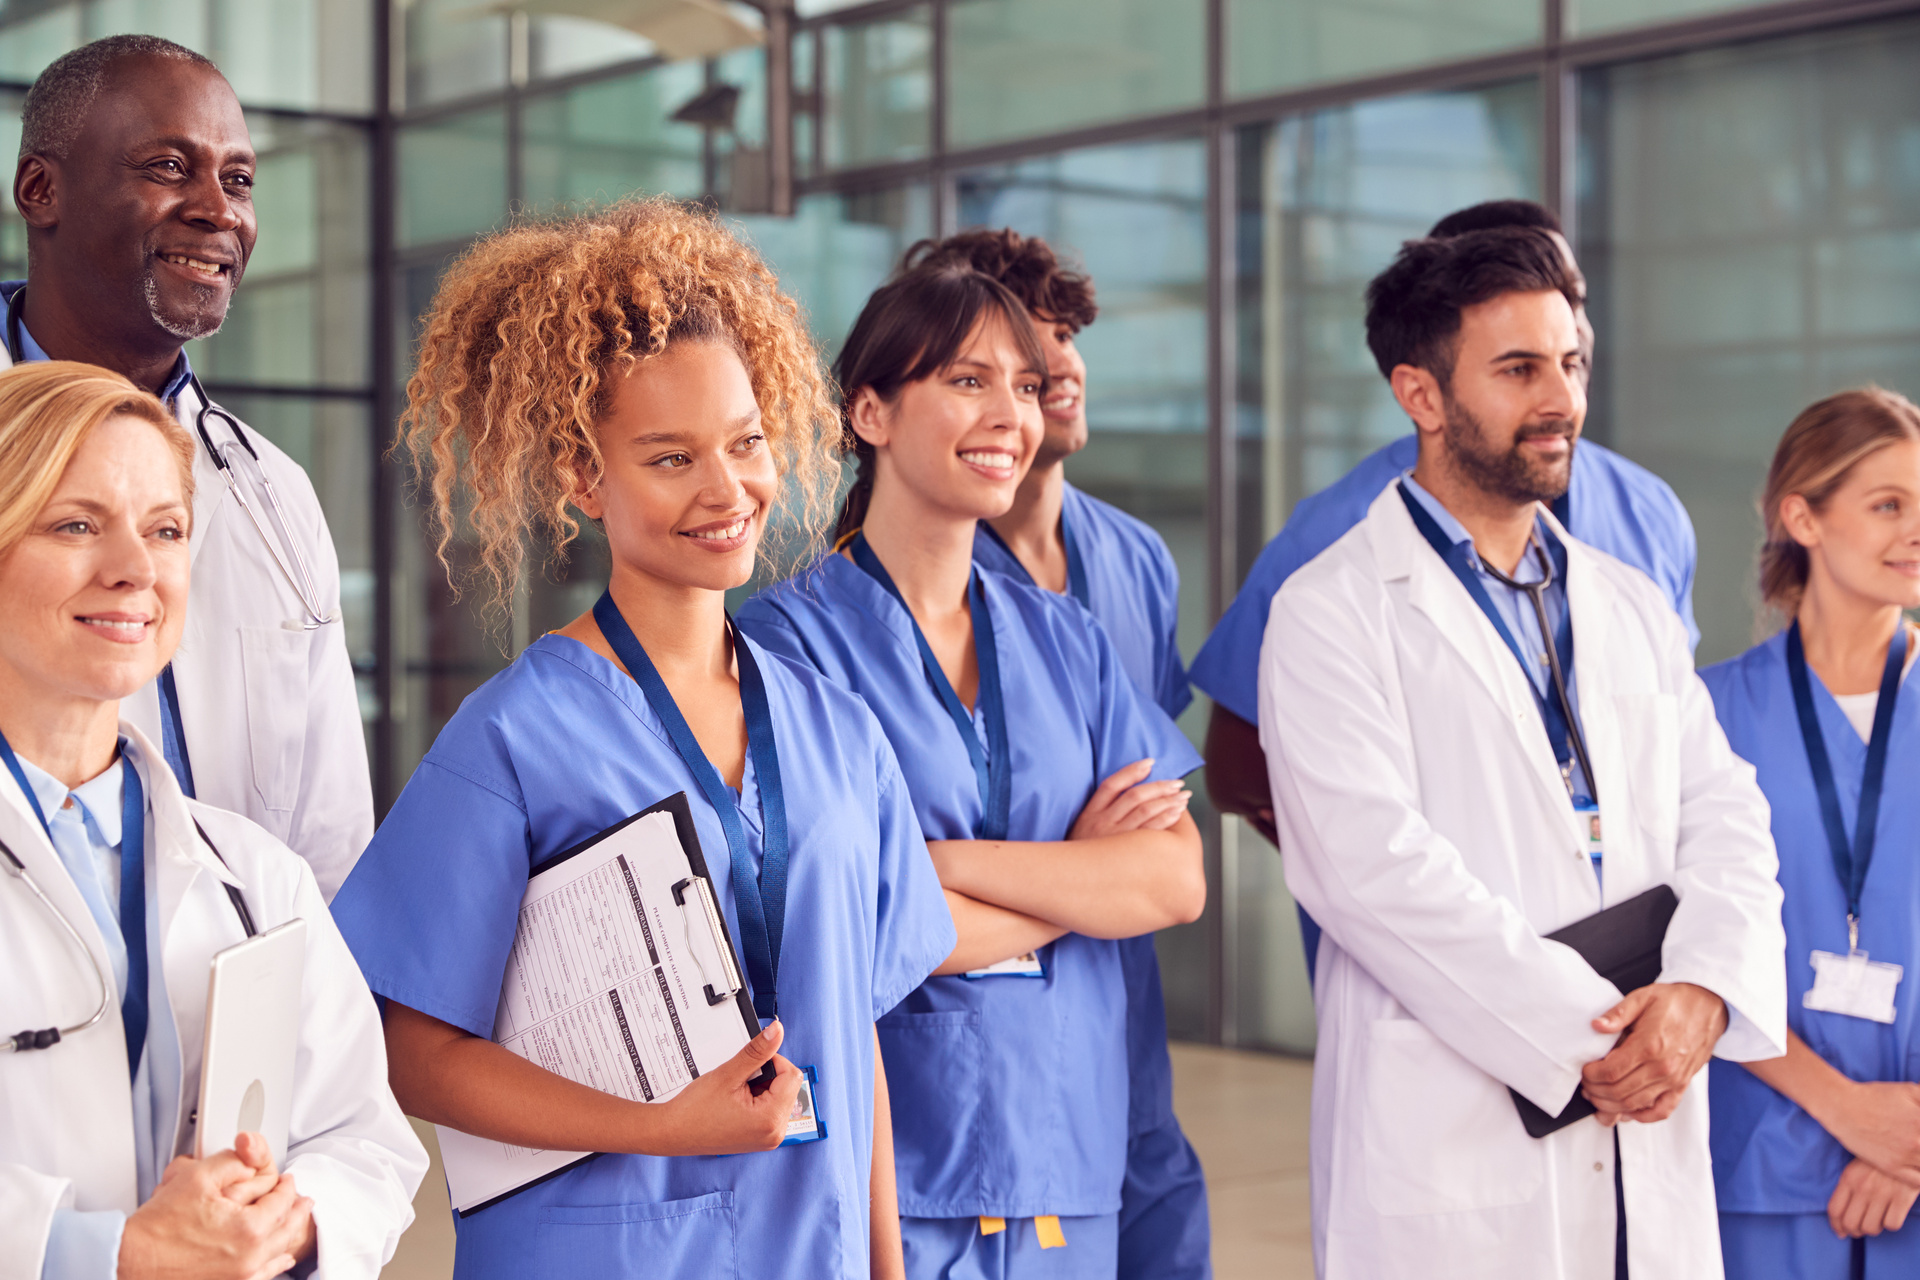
[371,0,400,815]
[930,0,951,235]
[1543,0,1573,230]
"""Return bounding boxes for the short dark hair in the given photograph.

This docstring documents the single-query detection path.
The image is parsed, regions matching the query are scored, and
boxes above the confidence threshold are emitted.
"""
[832,265,1050,541]
[1428,199,1561,240]
[21,35,219,160]
[901,229,1098,332]
[1364,226,1583,384]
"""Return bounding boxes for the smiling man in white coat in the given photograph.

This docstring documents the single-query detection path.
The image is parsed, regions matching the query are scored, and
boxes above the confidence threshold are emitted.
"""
[2,35,370,897]
[1257,226,1786,1279]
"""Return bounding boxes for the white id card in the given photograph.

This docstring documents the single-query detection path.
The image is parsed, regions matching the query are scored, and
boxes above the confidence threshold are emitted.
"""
[964,951,1044,979]
[1804,949,1903,1024]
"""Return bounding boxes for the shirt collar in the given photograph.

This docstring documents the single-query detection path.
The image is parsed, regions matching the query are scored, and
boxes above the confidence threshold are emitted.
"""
[7,280,196,405]
[1400,469,1565,582]
[13,752,126,847]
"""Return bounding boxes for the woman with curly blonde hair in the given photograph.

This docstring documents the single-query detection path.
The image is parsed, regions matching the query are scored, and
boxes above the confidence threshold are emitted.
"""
[331,199,955,1280]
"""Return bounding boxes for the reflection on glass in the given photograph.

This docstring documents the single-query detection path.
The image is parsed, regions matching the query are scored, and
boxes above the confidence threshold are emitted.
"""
[947,0,1204,149]
[1227,0,1537,99]
[191,114,371,388]
[822,6,929,169]
[0,0,372,114]
[956,137,1209,1033]
[1229,80,1538,1053]
[521,64,708,214]
[1579,19,1920,665]
[405,0,507,108]
[397,108,509,249]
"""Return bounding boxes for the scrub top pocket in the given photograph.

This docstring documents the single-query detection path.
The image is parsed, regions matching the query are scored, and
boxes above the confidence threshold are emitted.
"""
[537,1191,737,1278]
[879,1009,983,1206]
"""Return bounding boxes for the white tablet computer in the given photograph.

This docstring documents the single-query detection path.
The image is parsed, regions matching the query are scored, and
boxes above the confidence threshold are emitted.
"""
[195,918,307,1161]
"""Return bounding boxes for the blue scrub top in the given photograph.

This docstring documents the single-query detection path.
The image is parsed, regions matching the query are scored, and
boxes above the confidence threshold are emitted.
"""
[737,556,1203,1219]
[1702,633,1920,1215]
[972,482,1193,720]
[330,633,955,1280]
[1188,433,1700,725]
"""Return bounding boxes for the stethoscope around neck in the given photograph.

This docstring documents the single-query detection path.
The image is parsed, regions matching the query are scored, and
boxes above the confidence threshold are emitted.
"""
[4,286,337,630]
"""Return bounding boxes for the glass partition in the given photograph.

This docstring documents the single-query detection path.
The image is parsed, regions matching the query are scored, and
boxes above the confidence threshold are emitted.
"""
[1227,0,1536,99]
[396,107,509,250]
[1578,17,1920,665]
[948,0,1205,149]
[821,5,931,169]
[520,63,708,214]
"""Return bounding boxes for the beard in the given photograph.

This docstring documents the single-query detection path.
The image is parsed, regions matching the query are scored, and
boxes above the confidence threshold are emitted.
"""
[143,269,230,341]
[1440,394,1576,506]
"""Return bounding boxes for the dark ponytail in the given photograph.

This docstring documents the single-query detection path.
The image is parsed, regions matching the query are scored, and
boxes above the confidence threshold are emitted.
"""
[830,265,1049,542]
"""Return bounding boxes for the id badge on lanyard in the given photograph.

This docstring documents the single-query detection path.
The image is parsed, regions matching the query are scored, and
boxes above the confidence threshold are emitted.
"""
[1789,621,1907,1024]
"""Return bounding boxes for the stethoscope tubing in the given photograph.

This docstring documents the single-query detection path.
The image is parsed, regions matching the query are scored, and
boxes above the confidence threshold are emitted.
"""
[0,836,112,1053]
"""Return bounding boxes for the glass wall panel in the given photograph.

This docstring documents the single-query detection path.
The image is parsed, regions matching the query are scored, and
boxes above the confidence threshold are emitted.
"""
[404,0,508,108]
[529,14,657,80]
[947,0,1205,149]
[521,63,708,214]
[1579,19,1920,665]
[734,185,934,359]
[190,113,371,388]
[1227,0,1537,99]
[955,138,1210,1035]
[397,108,509,249]
[821,6,930,169]
[1567,0,1768,37]
[0,0,372,115]
[1229,79,1539,1051]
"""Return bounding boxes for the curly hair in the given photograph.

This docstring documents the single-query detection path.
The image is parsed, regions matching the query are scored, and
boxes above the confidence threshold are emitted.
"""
[400,197,841,618]
[902,229,1098,332]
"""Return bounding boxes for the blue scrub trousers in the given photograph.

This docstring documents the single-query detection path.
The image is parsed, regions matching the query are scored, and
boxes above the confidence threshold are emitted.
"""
[901,1214,1119,1280]
[1117,1119,1210,1279]
[1720,1211,1920,1279]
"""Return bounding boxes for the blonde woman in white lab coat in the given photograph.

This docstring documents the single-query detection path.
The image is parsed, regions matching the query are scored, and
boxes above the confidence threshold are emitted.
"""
[1257,227,1786,1279]
[0,361,425,1280]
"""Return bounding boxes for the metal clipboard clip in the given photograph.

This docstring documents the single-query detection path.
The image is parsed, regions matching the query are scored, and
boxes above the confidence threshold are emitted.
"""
[671,876,743,1007]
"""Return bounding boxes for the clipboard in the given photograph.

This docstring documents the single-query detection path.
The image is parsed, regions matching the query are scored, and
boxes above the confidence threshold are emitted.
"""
[438,791,767,1214]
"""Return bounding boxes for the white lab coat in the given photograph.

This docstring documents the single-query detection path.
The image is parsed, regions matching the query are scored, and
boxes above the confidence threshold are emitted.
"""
[0,726,425,1280]
[0,346,374,898]
[1256,486,1786,1280]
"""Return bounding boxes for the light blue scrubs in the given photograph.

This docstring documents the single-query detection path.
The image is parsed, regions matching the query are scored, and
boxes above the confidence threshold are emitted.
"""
[737,556,1203,1277]
[1188,433,1698,973]
[1703,634,1920,1278]
[972,483,1211,1280]
[330,633,955,1280]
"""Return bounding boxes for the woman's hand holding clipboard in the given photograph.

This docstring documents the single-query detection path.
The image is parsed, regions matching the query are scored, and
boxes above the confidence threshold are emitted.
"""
[646,1019,807,1155]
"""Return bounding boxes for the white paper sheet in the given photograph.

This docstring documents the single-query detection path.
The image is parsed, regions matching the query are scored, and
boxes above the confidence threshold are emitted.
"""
[437,807,755,1212]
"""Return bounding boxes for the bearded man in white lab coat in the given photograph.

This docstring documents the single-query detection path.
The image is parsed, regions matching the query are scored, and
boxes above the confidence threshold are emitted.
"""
[2,35,369,897]
[1256,225,1786,1280]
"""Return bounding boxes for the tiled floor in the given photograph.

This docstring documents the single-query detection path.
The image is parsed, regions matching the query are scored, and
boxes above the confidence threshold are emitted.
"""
[380,1043,1316,1279]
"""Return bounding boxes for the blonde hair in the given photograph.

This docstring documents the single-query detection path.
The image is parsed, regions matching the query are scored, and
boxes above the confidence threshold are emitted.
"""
[399,197,842,617]
[0,360,190,557]
[1760,386,1920,618]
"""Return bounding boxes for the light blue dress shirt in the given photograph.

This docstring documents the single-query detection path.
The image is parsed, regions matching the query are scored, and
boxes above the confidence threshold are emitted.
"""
[7,284,195,403]
[17,754,180,1280]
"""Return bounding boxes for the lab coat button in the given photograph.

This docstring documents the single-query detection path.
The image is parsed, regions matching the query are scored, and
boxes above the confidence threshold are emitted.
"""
[1593,1162,1605,1173]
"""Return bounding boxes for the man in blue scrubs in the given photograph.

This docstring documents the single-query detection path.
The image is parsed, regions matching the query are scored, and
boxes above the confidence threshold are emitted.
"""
[904,230,1211,1280]
[1190,200,1698,977]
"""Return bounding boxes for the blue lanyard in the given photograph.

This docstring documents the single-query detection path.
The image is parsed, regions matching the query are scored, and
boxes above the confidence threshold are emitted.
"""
[157,664,195,798]
[977,514,1090,609]
[849,532,1011,841]
[1785,620,1907,930]
[1397,482,1591,801]
[1,730,149,1076]
[591,593,789,1021]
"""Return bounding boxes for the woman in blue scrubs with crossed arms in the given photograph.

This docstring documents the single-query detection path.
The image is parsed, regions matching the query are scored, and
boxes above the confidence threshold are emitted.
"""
[329,199,955,1280]
[737,263,1206,1278]
[1702,388,1920,1277]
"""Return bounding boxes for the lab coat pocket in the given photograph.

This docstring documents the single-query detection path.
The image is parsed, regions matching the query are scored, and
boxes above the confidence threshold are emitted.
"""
[240,626,309,815]
[1613,692,1680,852]
[1361,1019,1543,1216]
[877,1009,981,1204]
[538,1191,736,1278]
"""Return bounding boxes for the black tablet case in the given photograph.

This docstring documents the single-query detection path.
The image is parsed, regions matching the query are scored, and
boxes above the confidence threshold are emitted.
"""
[1509,884,1680,1138]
